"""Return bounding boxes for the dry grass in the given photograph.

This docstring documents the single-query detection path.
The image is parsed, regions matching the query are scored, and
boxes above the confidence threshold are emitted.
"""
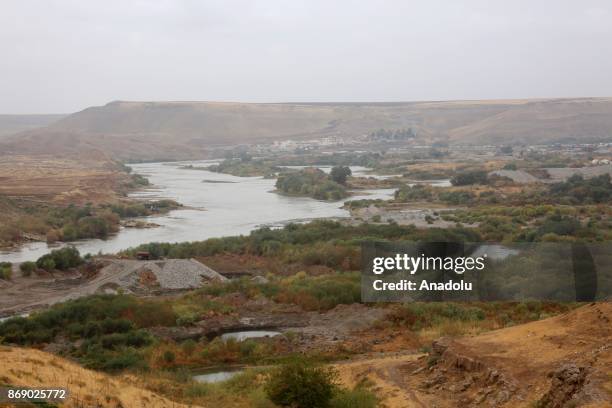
[0,155,127,204]
[0,346,196,408]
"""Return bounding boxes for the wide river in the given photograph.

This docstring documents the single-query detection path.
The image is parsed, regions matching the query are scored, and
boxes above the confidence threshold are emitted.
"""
[1,161,401,263]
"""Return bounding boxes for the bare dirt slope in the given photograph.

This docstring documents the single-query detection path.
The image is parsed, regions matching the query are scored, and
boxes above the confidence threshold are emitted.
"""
[0,346,196,408]
[3,98,612,161]
[336,303,612,408]
[0,155,128,204]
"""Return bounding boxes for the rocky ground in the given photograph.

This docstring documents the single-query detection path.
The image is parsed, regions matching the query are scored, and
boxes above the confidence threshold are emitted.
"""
[347,203,462,228]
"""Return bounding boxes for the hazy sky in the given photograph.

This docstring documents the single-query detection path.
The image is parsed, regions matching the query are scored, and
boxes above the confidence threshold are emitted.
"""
[1,0,612,113]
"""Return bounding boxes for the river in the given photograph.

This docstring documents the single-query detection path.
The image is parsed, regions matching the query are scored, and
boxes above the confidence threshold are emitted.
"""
[0,161,400,263]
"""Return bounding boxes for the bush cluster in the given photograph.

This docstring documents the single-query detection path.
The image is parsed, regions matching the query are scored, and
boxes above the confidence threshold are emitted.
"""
[0,262,12,280]
[0,294,177,371]
[549,174,611,204]
[36,246,83,271]
[450,170,488,186]
[264,358,378,408]
[276,168,348,200]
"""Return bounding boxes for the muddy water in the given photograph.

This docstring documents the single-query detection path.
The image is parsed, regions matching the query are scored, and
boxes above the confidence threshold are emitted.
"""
[0,161,401,263]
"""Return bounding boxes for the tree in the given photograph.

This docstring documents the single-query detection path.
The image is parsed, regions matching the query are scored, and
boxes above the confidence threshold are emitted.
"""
[36,246,83,271]
[20,261,37,277]
[450,170,488,186]
[0,262,12,280]
[330,166,351,185]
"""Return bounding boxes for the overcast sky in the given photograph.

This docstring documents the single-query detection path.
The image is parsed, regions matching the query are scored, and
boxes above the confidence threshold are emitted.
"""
[1,0,611,113]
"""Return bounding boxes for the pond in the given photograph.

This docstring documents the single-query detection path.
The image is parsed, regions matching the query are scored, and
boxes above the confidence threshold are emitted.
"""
[220,330,282,342]
[193,368,244,383]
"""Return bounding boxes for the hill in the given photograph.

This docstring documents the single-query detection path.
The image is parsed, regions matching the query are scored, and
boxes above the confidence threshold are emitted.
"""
[2,98,612,161]
[0,114,65,138]
[0,346,196,408]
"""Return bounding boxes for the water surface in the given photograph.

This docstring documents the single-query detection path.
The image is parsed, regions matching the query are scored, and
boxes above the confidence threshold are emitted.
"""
[220,330,281,342]
[0,161,396,263]
[193,369,243,383]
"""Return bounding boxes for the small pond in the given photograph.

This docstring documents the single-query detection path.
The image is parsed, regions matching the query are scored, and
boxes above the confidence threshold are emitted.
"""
[193,368,244,383]
[220,330,282,342]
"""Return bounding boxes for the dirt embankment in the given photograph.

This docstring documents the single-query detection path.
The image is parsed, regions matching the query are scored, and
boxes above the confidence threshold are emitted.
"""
[0,346,196,408]
[335,303,612,408]
[0,155,128,205]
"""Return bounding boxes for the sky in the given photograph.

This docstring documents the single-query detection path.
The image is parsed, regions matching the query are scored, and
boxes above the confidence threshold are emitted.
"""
[1,0,612,113]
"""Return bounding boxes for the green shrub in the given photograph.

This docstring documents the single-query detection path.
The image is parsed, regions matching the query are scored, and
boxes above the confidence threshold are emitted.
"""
[276,168,348,200]
[85,348,148,371]
[76,216,110,239]
[36,247,83,271]
[265,359,338,408]
[0,294,174,372]
[389,303,485,331]
[330,388,378,408]
[163,350,176,364]
[330,166,352,185]
[37,257,56,271]
[0,262,12,280]
[394,184,432,201]
[181,339,197,356]
[19,261,37,276]
[549,174,611,204]
[438,190,475,205]
[450,170,488,186]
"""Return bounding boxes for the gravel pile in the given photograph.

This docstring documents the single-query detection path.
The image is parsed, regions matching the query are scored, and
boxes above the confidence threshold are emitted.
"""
[111,258,227,292]
[152,258,227,289]
[489,170,540,184]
